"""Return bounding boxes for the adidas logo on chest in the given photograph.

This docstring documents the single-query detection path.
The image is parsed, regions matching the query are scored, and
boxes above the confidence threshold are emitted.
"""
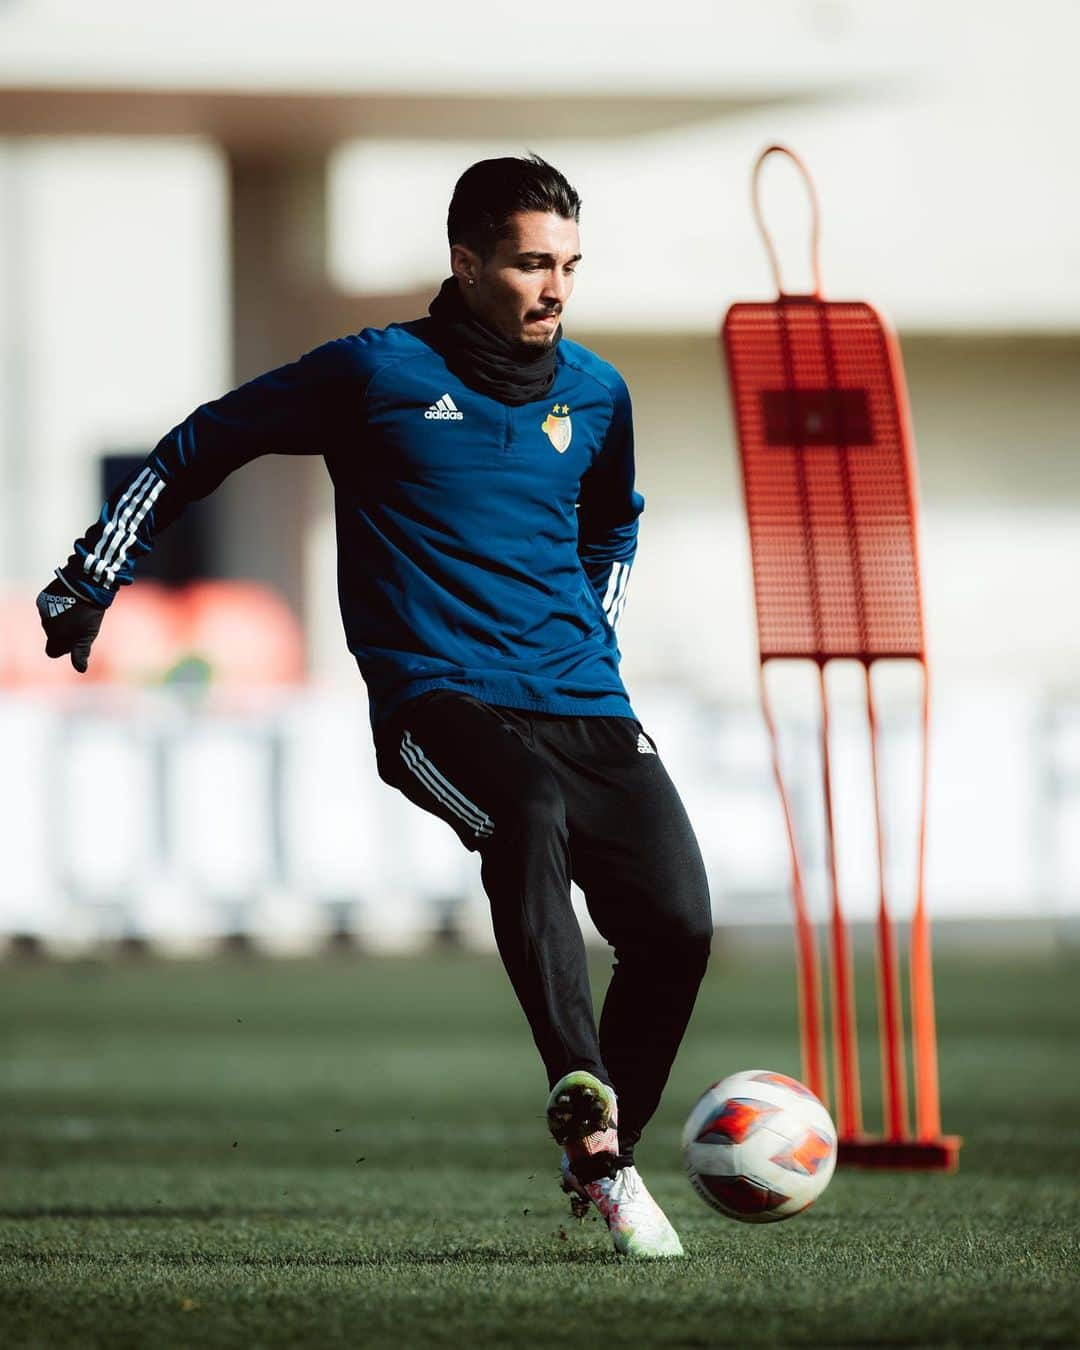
[424,393,464,421]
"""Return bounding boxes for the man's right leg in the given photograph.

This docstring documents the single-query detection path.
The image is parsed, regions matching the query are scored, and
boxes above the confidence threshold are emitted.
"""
[375,691,607,1090]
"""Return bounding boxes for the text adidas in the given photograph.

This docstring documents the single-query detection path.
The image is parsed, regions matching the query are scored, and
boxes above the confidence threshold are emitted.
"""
[424,394,464,421]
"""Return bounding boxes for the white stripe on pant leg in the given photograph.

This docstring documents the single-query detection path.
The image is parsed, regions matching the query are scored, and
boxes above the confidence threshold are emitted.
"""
[84,467,153,579]
[104,477,166,584]
[401,734,494,837]
[402,732,495,834]
[400,736,494,838]
[399,740,484,831]
[400,748,495,839]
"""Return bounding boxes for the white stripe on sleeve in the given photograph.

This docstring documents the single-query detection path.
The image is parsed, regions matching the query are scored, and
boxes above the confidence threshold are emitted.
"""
[103,476,166,584]
[84,467,154,580]
[603,562,631,626]
[610,572,632,628]
[600,561,622,615]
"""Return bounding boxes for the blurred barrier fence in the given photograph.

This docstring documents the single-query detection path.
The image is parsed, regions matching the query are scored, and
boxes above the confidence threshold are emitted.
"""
[0,680,1077,955]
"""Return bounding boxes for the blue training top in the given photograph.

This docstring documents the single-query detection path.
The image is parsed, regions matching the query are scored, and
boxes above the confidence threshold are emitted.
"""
[58,318,644,728]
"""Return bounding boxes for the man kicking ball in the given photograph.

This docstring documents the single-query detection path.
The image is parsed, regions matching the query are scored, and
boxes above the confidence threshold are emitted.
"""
[37,155,713,1259]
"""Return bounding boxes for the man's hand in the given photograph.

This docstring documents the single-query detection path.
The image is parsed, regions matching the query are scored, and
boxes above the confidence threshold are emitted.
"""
[36,580,105,674]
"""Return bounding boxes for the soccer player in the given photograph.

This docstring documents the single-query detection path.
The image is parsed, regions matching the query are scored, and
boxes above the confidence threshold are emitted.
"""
[37,155,713,1259]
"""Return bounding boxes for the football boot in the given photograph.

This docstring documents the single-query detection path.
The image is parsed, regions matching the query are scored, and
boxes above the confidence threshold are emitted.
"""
[561,1155,685,1259]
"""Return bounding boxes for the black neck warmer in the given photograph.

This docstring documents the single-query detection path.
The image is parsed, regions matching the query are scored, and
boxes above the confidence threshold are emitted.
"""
[427,277,561,407]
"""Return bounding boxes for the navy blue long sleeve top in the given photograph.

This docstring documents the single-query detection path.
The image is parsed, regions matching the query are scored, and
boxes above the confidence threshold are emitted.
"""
[59,318,644,727]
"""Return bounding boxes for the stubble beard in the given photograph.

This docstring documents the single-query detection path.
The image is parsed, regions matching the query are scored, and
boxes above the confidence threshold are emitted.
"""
[515,313,561,356]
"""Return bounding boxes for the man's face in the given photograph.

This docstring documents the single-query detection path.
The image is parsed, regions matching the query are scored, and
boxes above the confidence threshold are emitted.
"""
[452,211,581,350]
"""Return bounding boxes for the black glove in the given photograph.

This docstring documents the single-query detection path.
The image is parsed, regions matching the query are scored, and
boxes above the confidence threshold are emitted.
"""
[36,580,105,674]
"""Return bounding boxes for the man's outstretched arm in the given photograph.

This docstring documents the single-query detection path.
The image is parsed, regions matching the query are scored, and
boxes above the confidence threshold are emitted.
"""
[576,377,645,633]
[37,339,355,671]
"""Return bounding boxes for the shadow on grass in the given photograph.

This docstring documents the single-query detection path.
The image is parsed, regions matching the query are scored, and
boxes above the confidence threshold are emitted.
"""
[7,1242,613,1268]
[0,1206,348,1221]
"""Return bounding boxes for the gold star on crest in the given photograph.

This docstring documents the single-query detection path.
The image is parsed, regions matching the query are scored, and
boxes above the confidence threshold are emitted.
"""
[560,404,570,415]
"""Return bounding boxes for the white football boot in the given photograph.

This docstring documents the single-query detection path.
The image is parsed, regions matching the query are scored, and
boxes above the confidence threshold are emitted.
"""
[561,1155,685,1259]
[546,1071,684,1259]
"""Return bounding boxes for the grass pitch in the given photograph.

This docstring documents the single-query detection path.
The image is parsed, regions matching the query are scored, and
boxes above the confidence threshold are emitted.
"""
[1,943,1077,1348]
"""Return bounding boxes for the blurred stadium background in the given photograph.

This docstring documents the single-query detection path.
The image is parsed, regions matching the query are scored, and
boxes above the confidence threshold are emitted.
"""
[1,0,1078,958]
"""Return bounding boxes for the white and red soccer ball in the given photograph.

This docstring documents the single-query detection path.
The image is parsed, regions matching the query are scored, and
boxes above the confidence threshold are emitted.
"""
[682,1069,837,1222]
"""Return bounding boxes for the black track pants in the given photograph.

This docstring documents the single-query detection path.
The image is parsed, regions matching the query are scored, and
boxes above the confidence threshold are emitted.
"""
[375,690,713,1152]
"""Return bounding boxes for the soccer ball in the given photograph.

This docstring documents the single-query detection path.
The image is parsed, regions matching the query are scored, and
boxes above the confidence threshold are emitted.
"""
[682,1069,838,1222]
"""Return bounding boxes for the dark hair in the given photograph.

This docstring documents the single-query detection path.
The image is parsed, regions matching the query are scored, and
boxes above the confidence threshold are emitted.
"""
[447,154,581,258]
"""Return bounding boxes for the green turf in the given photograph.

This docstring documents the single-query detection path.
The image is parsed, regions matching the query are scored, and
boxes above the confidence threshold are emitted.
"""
[1,944,1077,1348]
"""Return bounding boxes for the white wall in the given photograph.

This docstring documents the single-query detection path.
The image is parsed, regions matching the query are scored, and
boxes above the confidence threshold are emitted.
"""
[4,2,1076,328]
[0,1,969,93]
[321,1,1080,333]
[0,137,228,588]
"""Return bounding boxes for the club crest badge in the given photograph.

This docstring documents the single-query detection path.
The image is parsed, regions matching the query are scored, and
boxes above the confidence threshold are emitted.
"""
[541,403,572,454]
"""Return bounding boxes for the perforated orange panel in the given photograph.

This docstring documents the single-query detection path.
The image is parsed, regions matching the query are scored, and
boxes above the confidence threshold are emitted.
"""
[723,298,925,662]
